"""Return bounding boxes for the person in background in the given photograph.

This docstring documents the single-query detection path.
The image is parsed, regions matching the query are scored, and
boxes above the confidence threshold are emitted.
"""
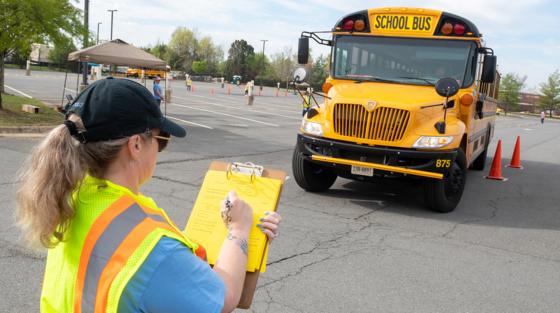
[187,78,192,91]
[153,77,164,107]
[301,91,310,117]
[15,77,282,313]
[541,111,545,124]
[237,79,240,88]
[245,84,249,96]
[496,108,500,117]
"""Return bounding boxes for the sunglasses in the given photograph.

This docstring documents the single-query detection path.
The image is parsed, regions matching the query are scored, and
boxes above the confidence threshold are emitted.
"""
[153,131,171,152]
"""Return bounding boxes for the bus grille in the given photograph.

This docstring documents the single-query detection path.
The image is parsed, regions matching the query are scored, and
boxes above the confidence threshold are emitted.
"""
[333,104,410,142]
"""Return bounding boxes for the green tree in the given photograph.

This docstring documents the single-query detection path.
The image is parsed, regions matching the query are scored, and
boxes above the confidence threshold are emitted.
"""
[168,27,199,73]
[197,35,224,75]
[268,45,297,83]
[498,73,523,115]
[192,59,208,74]
[47,39,76,71]
[150,40,167,60]
[308,54,329,90]
[537,69,560,117]
[246,52,267,81]
[10,46,31,69]
[226,39,254,82]
[0,0,86,109]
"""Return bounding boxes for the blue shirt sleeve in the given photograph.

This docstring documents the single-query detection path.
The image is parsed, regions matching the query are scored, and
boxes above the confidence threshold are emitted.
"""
[118,237,225,313]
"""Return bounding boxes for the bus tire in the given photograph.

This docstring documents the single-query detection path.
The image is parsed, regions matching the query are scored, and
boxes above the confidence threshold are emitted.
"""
[292,145,337,192]
[424,147,467,213]
[471,127,491,171]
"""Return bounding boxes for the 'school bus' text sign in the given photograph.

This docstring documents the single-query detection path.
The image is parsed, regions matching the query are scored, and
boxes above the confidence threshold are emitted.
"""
[372,14,434,32]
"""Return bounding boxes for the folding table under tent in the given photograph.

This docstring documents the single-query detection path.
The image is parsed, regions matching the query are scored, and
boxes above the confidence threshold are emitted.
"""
[62,39,168,114]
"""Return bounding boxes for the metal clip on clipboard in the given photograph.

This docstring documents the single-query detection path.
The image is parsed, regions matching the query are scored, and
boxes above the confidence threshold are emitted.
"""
[226,162,264,182]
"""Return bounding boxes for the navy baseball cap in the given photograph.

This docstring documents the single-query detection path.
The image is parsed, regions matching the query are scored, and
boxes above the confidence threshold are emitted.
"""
[67,76,185,143]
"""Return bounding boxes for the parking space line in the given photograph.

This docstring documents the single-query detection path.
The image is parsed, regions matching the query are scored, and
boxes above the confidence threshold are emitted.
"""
[175,97,301,120]
[166,116,213,129]
[4,85,32,98]
[171,103,279,127]
[209,102,300,120]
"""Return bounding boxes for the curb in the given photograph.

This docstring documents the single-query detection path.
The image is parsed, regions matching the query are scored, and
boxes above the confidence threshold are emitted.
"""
[0,126,56,134]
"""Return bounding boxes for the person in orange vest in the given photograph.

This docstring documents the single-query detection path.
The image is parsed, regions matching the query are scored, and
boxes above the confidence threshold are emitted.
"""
[541,111,546,124]
[15,77,282,313]
[301,91,310,116]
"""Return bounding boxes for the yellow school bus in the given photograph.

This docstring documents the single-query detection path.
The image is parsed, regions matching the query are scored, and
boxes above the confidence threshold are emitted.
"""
[126,68,141,78]
[146,66,171,79]
[293,7,500,213]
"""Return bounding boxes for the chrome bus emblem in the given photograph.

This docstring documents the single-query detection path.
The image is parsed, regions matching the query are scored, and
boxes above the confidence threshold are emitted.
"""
[366,101,377,111]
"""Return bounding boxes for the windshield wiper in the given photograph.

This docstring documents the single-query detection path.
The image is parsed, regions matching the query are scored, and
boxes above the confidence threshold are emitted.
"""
[354,77,401,84]
[398,76,435,86]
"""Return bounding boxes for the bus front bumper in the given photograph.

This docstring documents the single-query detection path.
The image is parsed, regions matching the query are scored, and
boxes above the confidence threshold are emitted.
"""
[297,132,457,180]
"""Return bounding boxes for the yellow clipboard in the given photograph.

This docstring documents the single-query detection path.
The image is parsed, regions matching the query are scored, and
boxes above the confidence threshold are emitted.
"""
[185,162,286,309]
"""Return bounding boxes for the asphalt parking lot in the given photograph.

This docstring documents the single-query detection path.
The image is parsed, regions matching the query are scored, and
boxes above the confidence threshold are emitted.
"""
[2,69,560,312]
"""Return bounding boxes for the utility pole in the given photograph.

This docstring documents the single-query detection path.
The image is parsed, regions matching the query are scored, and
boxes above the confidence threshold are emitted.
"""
[82,0,89,85]
[260,40,268,91]
[108,10,117,76]
[97,22,102,44]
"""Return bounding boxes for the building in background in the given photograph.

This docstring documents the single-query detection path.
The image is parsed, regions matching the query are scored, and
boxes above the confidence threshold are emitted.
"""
[30,44,54,66]
[519,92,540,113]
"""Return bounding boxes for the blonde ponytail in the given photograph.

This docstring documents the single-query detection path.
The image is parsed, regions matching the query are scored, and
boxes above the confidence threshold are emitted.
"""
[15,114,154,249]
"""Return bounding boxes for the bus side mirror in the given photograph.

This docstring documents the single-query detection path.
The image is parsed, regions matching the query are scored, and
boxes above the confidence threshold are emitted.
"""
[298,38,309,64]
[481,55,497,83]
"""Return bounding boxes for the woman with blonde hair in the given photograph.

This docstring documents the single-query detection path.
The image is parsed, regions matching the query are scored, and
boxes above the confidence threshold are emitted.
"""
[16,77,282,313]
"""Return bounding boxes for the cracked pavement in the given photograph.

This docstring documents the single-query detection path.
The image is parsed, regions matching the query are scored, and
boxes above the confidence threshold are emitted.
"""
[1,74,560,312]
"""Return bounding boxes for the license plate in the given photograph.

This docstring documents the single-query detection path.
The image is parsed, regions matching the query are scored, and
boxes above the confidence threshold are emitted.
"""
[351,165,374,177]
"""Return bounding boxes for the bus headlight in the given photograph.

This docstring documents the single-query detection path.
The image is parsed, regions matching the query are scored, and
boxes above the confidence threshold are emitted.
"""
[301,120,323,136]
[413,136,454,149]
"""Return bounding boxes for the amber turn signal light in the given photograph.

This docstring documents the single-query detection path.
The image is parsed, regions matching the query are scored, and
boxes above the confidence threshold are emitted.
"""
[322,82,333,94]
[441,23,453,35]
[460,93,473,105]
[354,20,365,31]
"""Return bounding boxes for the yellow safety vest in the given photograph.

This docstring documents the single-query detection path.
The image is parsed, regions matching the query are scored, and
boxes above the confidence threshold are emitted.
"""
[187,80,192,86]
[41,176,204,313]
[302,96,310,108]
[245,86,249,91]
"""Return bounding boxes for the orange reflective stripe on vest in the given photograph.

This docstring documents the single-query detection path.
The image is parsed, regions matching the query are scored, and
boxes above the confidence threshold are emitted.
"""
[73,196,205,313]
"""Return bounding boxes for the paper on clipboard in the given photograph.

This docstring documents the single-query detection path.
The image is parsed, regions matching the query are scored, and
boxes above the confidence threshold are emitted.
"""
[184,167,282,272]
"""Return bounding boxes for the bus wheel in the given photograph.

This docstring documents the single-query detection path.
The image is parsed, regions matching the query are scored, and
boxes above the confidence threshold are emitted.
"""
[424,148,467,213]
[292,145,337,192]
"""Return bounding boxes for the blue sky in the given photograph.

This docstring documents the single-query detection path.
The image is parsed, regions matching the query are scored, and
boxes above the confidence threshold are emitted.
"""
[76,0,560,89]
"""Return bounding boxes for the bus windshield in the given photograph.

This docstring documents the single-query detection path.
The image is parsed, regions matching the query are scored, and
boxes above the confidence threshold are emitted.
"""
[333,36,475,87]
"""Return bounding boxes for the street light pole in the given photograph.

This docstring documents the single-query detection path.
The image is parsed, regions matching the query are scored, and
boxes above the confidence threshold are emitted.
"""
[97,22,102,44]
[108,10,117,76]
[82,0,89,85]
[260,40,267,91]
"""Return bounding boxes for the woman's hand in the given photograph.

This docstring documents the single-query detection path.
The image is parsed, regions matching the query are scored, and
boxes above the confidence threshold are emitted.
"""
[220,190,253,232]
[257,211,282,244]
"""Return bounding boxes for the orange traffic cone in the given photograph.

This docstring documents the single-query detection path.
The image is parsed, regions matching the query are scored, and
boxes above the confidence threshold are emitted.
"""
[211,88,214,94]
[285,91,287,97]
[228,87,231,94]
[275,90,278,97]
[191,86,194,92]
[111,73,113,76]
[258,89,261,96]
[172,77,174,81]
[485,140,507,181]
[506,136,523,169]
